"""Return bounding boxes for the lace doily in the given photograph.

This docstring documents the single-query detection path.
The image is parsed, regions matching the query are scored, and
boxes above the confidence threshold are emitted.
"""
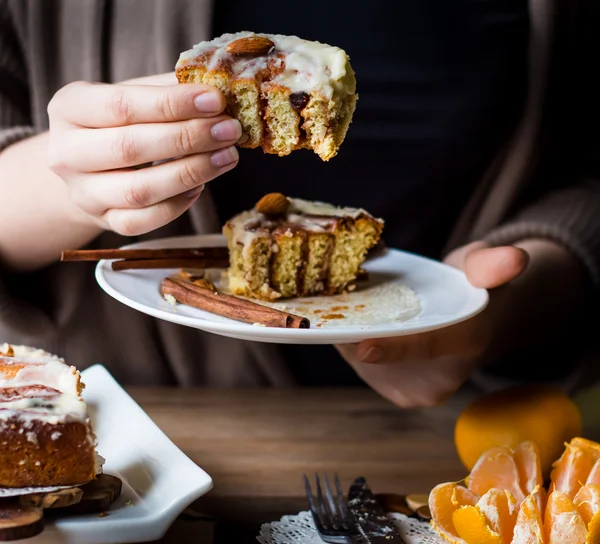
[257,511,445,544]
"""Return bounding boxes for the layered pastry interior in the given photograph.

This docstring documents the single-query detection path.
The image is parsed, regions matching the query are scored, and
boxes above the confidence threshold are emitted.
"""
[223,194,384,300]
[176,31,358,161]
[0,344,101,488]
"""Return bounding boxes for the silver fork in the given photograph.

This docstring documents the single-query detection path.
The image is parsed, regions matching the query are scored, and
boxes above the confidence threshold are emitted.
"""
[303,473,360,544]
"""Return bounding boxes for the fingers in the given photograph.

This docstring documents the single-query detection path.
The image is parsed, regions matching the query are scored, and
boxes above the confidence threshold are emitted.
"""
[102,188,204,237]
[336,343,361,365]
[54,116,242,172]
[444,241,488,270]
[71,147,239,216]
[465,246,529,288]
[336,344,476,408]
[48,80,226,128]
[120,72,179,86]
[46,78,241,237]
[444,242,530,289]
[337,320,487,366]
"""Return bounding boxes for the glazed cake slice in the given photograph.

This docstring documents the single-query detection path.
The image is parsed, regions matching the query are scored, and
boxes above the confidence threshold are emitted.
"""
[223,194,384,301]
[0,344,100,488]
[176,31,358,161]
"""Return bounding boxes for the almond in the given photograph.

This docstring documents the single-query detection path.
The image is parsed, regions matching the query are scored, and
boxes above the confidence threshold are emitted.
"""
[192,278,217,291]
[406,494,429,512]
[256,193,290,216]
[0,344,14,357]
[226,36,275,56]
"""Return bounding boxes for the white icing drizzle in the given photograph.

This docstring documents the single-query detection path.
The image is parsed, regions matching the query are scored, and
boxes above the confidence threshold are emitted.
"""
[177,31,356,100]
[288,198,370,219]
[225,197,383,268]
[0,345,88,424]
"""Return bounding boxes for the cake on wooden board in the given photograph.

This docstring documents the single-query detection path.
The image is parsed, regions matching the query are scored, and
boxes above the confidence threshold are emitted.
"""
[0,344,101,488]
[176,31,358,161]
[223,193,384,301]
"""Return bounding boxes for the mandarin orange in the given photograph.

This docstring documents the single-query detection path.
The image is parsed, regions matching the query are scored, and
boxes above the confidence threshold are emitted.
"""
[429,482,478,543]
[511,487,544,544]
[430,438,600,544]
[573,484,600,526]
[466,441,543,509]
[551,438,600,499]
[455,385,582,476]
[544,490,587,543]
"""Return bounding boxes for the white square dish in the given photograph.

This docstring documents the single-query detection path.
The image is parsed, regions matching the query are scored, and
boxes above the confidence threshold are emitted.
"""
[21,364,212,544]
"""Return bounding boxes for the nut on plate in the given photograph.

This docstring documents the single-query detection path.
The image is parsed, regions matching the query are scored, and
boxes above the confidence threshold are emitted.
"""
[0,343,14,357]
[192,278,217,291]
[256,193,290,216]
[226,36,275,56]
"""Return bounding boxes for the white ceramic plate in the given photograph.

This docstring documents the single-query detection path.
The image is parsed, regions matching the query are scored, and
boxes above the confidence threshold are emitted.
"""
[95,234,488,345]
[24,364,212,544]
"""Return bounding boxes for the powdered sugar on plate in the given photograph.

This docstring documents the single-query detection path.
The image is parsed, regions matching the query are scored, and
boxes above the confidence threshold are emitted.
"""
[259,279,421,328]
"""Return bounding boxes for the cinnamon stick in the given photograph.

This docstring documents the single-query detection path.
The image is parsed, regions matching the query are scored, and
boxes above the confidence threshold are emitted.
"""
[160,277,310,329]
[111,257,228,271]
[61,247,229,262]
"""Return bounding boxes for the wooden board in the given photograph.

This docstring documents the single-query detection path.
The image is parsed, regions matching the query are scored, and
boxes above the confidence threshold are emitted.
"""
[0,474,122,541]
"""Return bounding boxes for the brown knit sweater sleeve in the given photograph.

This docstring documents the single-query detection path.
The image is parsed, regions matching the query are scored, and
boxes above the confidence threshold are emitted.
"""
[0,0,57,339]
[0,0,36,152]
[484,174,600,288]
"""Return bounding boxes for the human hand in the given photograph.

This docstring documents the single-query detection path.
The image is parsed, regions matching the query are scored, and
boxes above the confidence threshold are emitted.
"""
[47,72,241,236]
[336,239,583,408]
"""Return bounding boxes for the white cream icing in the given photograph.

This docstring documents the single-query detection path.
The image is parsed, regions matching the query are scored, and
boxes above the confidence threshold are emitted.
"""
[177,31,356,100]
[228,197,379,243]
[288,198,369,219]
[0,345,88,425]
[225,197,383,274]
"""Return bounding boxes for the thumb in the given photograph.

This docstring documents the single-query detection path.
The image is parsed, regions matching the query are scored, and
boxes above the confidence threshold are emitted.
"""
[464,245,529,289]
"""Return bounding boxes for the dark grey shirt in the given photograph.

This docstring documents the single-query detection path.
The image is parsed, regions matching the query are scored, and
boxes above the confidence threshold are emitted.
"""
[211,0,529,384]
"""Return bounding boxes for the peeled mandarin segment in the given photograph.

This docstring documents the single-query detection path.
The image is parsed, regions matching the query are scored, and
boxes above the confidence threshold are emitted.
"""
[476,489,518,544]
[574,484,600,526]
[429,483,477,544]
[544,490,588,544]
[587,459,600,486]
[451,485,479,508]
[587,513,600,544]
[515,441,544,497]
[551,443,598,499]
[430,520,469,544]
[452,505,502,544]
[511,492,544,544]
[571,438,600,455]
[467,447,526,504]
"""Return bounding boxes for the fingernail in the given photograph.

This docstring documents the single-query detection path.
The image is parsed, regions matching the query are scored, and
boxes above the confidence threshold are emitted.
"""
[238,132,249,145]
[211,119,242,142]
[193,92,222,113]
[210,146,239,168]
[183,186,203,199]
[358,346,384,364]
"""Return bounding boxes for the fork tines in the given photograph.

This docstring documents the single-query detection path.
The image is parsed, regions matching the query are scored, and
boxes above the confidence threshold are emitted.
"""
[303,473,356,543]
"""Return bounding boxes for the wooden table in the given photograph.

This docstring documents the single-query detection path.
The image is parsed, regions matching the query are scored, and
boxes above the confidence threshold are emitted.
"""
[127,388,475,543]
